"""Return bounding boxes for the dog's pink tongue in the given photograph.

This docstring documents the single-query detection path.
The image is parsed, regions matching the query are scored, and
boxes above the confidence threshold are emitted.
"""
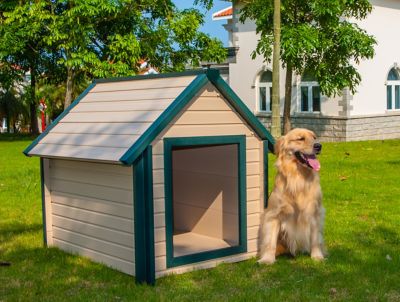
[308,158,320,171]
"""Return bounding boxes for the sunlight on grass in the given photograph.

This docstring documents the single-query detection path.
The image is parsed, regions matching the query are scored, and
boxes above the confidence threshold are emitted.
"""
[1,137,399,301]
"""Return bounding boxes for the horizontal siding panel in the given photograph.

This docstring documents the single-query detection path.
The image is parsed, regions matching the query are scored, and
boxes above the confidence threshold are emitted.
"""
[246,162,260,176]
[71,99,173,112]
[30,144,124,162]
[247,226,259,240]
[248,238,259,253]
[51,122,151,135]
[155,256,167,272]
[247,188,261,201]
[188,97,234,111]
[153,170,164,185]
[153,184,165,199]
[153,155,164,170]
[91,76,196,92]
[52,203,133,233]
[154,227,166,243]
[154,198,165,214]
[53,227,133,262]
[195,86,220,97]
[175,111,243,125]
[62,111,163,123]
[51,159,132,176]
[247,149,260,163]
[248,213,261,227]
[51,179,133,204]
[154,213,165,228]
[247,175,260,189]
[50,167,132,190]
[162,124,253,137]
[52,192,133,219]
[53,239,135,276]
[246,137,261,149]
[83,87,186,102]
[52,215,134,247]
[247,200,261,214]
[42,133,140,149]
[155,242,166,257]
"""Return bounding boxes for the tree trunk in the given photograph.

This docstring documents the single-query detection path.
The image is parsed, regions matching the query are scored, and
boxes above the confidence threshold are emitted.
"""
[30,69,39,134]
[283,63,293,134]
[271,0,281,138]
[64,67,74,110]
[5,101,10,134]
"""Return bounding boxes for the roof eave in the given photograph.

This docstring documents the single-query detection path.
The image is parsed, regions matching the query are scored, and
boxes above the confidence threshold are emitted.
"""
[23,82,97,157]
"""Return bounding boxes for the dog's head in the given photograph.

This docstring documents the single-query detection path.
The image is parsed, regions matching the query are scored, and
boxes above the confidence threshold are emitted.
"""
[275,128,322,172]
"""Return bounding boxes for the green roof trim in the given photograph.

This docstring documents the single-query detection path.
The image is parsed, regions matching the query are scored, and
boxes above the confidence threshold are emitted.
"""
[24,68,274,164]
[207,73,275,152]
[119,73,209,164]
[23,82,97,156]
[120,69,274,165]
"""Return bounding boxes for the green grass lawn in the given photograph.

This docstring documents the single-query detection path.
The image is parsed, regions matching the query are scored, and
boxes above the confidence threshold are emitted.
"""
[1,136,400,301]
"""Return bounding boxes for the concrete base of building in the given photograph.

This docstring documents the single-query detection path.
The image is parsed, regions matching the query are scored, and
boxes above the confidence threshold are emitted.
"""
[257,112,400,142]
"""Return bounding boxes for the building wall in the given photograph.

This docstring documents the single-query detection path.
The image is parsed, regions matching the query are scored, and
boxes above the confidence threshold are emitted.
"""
[350,0,400,116]
[228,3,342,118]
[150,83,265,277]
[45,159,135,275]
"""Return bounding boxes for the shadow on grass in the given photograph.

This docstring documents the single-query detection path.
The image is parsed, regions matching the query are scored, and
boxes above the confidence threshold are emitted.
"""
[0,222,42,238]
[0,133,37,142]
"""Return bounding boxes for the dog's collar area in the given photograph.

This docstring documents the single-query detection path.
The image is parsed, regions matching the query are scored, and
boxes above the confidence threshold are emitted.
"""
[294,151,321,171]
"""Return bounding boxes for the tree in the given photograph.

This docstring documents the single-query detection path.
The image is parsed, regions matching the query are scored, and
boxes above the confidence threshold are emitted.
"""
[0,1,51,134]
[45,0,227,109]
[1,0,226,127]
[271,0,281,138]
[241,0,376,134]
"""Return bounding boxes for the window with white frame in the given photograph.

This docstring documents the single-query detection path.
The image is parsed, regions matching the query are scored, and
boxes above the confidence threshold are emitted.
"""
[299,71,321,113]
[386,67,400,110]
[258,70,273,112]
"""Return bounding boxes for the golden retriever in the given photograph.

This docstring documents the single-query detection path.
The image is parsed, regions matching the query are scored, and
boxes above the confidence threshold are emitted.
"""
[258,128,325,264]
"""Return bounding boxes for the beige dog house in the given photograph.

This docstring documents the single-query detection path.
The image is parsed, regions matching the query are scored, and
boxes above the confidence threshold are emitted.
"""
[24,69,275,284]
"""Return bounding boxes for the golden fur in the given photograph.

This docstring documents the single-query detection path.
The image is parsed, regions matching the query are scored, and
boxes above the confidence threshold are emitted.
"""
[258,128,326,264]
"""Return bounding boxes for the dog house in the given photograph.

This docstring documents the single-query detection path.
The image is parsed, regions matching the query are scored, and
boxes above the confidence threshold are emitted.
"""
[24,69,274,284]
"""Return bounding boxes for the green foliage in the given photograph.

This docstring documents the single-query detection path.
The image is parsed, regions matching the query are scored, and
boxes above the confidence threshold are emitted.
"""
[241,0,377,96]
[0,0,226,119]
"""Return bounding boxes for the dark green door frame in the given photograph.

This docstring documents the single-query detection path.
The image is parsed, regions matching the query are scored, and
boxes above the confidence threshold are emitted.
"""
[163,135,248,268]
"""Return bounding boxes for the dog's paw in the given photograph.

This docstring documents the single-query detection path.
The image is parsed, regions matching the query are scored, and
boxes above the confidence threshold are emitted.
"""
[258,254,276,265]
[311,249,325,261]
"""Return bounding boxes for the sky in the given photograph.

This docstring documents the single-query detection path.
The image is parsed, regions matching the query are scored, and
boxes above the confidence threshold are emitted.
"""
[172,0,230,46]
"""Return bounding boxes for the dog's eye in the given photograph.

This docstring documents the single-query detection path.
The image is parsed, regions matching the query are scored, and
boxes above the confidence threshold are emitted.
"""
[297,137,305,141]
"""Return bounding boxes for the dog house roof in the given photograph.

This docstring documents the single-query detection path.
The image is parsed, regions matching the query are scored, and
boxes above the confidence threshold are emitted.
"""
[24,69,274,165]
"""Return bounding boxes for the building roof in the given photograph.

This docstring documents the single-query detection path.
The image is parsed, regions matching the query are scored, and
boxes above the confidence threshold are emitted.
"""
[24,69,274,165]
[212,6,233,20]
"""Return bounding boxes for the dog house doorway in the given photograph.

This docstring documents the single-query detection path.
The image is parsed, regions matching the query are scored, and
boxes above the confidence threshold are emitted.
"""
[164,136,247,267]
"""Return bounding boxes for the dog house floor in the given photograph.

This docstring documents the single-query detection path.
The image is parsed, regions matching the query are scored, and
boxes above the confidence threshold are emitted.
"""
[173,231,232,257]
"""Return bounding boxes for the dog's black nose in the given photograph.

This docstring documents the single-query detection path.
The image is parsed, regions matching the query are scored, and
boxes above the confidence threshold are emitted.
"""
[314,143,322,154]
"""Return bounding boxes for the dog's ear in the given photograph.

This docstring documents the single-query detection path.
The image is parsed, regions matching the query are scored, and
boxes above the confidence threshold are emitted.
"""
[274,136,285,155]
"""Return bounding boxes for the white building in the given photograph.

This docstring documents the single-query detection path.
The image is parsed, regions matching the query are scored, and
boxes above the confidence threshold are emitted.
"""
[212,0,400,141]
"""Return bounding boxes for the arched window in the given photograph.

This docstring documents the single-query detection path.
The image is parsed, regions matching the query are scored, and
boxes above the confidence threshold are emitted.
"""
[386,68,400,110]
[300,71,320,112]
[258,70,272,112]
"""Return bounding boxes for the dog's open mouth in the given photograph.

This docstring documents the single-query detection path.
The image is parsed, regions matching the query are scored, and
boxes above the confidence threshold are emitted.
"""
[294,151,321,171]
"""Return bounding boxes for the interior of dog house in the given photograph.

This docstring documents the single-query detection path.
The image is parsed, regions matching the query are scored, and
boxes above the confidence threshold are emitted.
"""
[24,69,275,284]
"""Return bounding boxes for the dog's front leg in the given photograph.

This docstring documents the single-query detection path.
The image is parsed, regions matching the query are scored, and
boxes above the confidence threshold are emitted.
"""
[258,216,280,264]
[310,209,325,260]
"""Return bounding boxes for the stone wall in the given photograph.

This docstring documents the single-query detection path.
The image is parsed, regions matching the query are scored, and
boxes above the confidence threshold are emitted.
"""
[257,113,400,142]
